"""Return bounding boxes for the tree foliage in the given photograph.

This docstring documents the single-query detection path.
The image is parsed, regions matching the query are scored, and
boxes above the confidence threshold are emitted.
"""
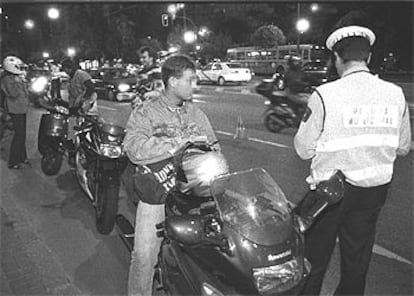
[250,25,286,48]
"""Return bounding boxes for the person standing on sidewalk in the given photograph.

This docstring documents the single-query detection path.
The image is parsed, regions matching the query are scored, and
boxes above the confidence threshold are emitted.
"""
[0,56,31,169]
[49,61,62,100]
[294,25,411,295]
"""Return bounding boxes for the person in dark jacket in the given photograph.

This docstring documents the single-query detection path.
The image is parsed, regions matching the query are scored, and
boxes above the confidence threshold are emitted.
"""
[284,55,310,106]
[0,56,30,169]
[60,58,97,114]
[132,46,164,107]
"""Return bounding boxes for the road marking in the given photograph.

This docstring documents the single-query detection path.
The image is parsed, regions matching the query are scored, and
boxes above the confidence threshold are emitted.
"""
[98,105,119,111]
[373,244,413,265]
[335,238,412,265]
[216,130,291,148]
[192,99,207,104]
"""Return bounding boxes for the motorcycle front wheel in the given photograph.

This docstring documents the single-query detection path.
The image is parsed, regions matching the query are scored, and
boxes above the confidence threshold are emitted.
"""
[264,113,285,133]
[96,181,119,235]
[41,152,63,176]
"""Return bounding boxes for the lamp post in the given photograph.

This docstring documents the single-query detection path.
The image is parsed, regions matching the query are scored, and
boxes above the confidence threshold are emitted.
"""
[296,3,310,57]
[47,7,60,54]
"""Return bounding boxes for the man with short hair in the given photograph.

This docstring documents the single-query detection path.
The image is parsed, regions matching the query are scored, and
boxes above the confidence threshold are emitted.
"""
[134,46,164,105]
[60,58,97,114]
[295,25,411,295]
[124,54,219,296]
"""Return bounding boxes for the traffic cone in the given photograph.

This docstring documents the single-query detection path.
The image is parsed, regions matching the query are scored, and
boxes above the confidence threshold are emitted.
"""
[234,114,247,139]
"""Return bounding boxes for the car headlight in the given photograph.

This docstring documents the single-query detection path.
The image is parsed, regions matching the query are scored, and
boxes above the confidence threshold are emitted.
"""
[99,143,123,158]
[201,282,224,296]
[31,76,48,93]
[118,83,130,92]
[252,259,303,294]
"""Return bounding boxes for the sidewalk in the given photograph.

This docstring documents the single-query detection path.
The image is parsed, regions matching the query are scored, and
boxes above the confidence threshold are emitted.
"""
[0,153,82,295]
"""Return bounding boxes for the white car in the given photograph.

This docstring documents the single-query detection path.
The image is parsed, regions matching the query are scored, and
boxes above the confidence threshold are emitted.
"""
[197,62,252,85]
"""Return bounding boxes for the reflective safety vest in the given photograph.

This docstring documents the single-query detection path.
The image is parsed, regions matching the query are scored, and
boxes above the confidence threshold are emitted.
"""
[294,68,411,187]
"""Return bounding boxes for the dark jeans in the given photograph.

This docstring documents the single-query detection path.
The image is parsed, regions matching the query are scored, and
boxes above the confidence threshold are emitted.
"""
[301,181,389,296]
[8,113,28,167]
[51,78,61,99]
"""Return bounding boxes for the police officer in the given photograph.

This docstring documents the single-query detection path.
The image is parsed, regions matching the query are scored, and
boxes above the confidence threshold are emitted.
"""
[294,25,411,295]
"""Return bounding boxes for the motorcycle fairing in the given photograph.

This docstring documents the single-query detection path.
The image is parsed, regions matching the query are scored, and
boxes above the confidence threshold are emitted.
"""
[211,168,292,246]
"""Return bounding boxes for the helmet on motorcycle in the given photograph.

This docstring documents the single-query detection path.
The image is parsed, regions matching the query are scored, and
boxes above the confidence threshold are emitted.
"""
[176,149,229,197]
[3,56,27,75]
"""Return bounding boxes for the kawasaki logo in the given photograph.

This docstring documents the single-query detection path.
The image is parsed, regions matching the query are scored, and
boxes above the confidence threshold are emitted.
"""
[267,250,292,262]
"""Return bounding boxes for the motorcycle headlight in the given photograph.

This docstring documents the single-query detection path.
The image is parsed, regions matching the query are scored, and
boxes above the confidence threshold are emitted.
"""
[31,76,48,93]
[118,83,130,92]
[99,143,122,158]
[252,259,303,294]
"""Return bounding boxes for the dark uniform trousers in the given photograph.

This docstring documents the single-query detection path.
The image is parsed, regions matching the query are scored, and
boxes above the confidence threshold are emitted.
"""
[8,113,28,167]
[301,181,389,296]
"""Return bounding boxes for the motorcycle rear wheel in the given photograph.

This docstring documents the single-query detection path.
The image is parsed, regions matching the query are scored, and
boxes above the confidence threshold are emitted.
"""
[96,181,119,235]
[41,152,63,176]
[264,113,285,133]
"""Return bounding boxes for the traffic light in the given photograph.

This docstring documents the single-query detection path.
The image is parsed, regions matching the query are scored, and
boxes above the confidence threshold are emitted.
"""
[161,14,169,27]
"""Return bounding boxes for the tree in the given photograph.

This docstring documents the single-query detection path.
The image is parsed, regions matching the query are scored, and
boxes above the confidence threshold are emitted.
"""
[250,25,286,48]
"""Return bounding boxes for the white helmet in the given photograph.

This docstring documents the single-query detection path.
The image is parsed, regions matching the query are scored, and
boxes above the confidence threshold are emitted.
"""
[3,56,27,75]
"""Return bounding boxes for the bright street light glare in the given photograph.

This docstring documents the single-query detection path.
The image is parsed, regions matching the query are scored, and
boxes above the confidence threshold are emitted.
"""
[167,4,177,15]
[24,19,35,29]
[311,3,319,12]
[48,8,60,20]
[296,18,310,33]
[183,31,197,44]
[67,47,76,57]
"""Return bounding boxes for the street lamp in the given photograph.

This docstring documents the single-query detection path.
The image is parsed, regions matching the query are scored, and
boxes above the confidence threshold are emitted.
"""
[296,18,310,56]
[24,19,35,30]
[183,30,197,44]
[198,26,209,37]
[48,8,60,20]
[67,47,76,57]
[310,3,319,12]
[296,18,310,33]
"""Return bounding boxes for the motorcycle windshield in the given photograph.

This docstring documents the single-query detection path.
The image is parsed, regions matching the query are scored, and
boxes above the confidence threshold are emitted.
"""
[210,168,292,245]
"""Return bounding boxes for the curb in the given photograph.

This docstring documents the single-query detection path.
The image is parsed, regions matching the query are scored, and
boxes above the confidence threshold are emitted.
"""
[0,164,83,295]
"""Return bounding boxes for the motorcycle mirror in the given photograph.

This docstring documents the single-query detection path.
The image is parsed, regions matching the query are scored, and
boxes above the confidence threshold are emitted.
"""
[165,215,204,245]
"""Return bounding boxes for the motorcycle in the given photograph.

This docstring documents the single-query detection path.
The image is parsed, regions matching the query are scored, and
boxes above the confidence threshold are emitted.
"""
[256,78,311,133]
[74,114,128,234]
[116,141,345,296]
[37,97,72,176]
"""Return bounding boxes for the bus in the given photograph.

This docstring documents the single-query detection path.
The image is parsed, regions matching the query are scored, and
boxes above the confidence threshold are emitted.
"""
[226,44,329,75]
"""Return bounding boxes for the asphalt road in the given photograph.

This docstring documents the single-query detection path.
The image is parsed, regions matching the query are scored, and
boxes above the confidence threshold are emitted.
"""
[1,85,413,295]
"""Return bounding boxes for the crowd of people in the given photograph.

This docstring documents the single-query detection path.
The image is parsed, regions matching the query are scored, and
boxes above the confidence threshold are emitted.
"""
[0,23,411,296]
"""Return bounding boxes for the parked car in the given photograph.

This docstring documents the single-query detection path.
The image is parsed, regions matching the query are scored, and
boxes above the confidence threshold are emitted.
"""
[89,67,138,102]
[196,62,252,85]
[302,60,338,86]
